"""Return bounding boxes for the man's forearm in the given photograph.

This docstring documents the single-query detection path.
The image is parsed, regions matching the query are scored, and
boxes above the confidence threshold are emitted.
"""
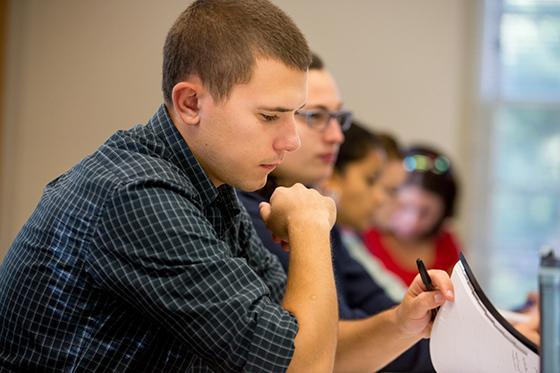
[283,222,338,372]
[334,308,421,372]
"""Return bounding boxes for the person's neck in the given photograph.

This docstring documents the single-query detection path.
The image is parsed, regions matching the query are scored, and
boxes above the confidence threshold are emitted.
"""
[273,176,297,187]
[166,103,223,188]
[389,233,433,248]
[274,175,322,189]
[260,175,320,201]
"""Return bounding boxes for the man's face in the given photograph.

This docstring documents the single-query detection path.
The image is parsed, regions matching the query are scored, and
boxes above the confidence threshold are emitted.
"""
[191,58,307,191]
[272,68,345,186]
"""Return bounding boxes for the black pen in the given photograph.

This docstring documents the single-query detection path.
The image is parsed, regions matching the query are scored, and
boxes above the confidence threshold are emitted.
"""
[416,258,439,320]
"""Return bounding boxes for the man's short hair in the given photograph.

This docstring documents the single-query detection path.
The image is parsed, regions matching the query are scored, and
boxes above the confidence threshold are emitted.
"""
[162,0,311,104]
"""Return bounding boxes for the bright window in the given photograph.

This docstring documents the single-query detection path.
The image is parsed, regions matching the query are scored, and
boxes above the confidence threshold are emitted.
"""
[480,0,560,308]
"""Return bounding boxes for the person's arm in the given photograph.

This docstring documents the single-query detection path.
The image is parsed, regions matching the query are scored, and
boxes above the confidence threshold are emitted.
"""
[333,270,454,372]
[259,183,338,372]
[334,229,434,371]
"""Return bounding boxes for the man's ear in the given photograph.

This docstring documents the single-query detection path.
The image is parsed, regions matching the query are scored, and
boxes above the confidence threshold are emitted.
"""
[171,78,205,126]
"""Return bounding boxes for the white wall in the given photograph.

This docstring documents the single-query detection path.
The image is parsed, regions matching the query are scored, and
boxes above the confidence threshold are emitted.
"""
[0,0,472,256]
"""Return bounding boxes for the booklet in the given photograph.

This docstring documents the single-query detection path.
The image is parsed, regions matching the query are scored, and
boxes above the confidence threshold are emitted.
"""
[430,254,539,373]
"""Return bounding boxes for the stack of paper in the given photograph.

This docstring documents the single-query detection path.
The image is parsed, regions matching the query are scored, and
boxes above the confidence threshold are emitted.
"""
[430,255,539,373]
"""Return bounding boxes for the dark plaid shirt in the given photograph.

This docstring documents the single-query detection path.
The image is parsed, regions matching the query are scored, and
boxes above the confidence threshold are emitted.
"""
[0,105,297,372]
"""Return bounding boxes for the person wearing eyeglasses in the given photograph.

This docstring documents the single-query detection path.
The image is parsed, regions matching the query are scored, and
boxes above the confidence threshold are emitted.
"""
[270,55,352,189]
[362,145,461,287]
[237,54,452,372]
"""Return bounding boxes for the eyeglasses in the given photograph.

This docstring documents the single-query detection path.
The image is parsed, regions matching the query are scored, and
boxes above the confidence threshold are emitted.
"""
[403,154,450,175]
[295,109,353,132]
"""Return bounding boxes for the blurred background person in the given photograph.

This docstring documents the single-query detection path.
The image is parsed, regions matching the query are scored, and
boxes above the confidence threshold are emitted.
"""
[323,122,386,234]
[343,132,410,301]
[323,125,409,302]
[331,128,541,346]
[371,132,406,233]
[362,145,461,288]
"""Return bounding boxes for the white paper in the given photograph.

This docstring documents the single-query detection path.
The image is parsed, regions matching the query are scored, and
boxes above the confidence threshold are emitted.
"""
[430,260,539,373]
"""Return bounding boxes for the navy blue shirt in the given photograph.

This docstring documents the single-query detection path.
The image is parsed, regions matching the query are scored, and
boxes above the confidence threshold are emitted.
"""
[238,190,435,372]
[0,105,298,372]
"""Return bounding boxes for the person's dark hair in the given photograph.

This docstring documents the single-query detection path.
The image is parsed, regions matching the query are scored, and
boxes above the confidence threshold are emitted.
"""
[401,145,459,235]
[162,0,311,105]
[334,120,383,173]
[309,52,324,70]
[376,132,403,161]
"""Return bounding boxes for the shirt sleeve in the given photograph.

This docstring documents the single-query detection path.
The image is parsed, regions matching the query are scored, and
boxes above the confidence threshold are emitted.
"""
[87,182,298,371]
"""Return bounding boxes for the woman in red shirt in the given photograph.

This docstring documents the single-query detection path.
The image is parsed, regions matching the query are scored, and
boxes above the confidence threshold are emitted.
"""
[362,145,461,287]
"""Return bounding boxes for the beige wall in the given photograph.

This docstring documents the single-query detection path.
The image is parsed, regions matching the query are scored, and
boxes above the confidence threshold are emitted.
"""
[0,0,6,226]
[0,0,472,256]
[279,0,469,158]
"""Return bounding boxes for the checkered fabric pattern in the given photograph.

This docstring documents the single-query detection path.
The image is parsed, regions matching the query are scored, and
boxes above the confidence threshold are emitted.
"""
[0,105,297,372]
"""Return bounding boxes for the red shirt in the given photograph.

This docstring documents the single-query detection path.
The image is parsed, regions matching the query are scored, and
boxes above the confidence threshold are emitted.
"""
[362,228,461,286]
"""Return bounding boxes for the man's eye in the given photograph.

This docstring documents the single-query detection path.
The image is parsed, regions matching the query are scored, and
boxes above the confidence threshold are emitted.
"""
[260,113,279,122]
[309,112,326,121]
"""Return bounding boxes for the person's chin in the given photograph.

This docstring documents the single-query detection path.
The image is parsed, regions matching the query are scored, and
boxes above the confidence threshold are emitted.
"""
[236,176,268,193]
[397,232,417,241]
[308,169,332,186]
[319,164,334,178]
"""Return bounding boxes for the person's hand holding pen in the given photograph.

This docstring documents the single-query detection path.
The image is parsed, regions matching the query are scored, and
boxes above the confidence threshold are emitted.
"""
[392,259,455,339]
[416,258,441,321]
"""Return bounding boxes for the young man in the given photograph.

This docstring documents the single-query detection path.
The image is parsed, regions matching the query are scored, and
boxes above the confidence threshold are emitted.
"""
[238,54,451,372]
[0,2,340,371]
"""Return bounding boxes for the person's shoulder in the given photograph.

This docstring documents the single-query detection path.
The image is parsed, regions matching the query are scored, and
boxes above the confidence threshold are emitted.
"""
[435,227,462,261]
[437,228,460,246]
[85,127,197,196]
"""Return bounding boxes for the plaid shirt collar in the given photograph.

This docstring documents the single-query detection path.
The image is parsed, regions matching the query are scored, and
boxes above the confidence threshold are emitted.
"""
[148,104,227,209]
[148,104,242,218]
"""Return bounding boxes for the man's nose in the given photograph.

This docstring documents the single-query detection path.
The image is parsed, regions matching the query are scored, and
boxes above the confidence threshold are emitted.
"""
[275,117,301,152]
[323,117,345,145]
